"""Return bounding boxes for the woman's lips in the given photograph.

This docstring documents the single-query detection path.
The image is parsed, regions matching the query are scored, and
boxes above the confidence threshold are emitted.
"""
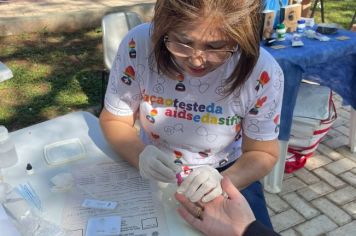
[188,66,206,75]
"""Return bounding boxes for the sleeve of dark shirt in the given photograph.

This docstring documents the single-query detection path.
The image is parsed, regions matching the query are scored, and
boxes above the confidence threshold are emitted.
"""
[243,220,281,236]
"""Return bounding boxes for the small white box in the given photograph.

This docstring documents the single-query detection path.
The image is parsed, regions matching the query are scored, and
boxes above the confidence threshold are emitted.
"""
[44,138,86,165]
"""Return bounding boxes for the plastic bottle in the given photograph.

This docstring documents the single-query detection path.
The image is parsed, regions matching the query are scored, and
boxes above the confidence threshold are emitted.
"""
[297,19,306,33]
[0,125,18,168]
[276,23,286,41]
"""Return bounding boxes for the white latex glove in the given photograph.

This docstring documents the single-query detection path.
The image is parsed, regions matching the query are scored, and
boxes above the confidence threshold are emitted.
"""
[139,145,181,183]
[177,166,223,203]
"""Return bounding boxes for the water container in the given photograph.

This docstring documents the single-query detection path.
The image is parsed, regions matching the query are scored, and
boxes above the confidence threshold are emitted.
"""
[297,19,306,34]
[0,126,18,168]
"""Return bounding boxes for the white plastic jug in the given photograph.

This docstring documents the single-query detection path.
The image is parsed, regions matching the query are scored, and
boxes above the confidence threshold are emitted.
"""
[0,126,18,168]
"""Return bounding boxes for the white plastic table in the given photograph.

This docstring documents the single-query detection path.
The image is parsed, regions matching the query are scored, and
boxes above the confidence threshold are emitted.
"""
[1,111,202,236]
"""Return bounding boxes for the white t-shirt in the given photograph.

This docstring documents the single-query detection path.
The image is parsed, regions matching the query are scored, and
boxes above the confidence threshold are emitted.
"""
[105,23,284,169]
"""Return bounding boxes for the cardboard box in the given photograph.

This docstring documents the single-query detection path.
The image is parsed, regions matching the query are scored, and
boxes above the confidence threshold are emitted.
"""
[261,10,275,40]
[280,4,302,32]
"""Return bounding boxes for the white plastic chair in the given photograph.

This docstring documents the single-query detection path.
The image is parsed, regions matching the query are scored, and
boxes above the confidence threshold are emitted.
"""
[0,61,13,83]
[101,12,143,108]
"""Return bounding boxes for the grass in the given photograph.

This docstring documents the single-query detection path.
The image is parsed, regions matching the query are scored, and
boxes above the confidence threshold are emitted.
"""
[311,0,355,29]
[0,28,103,131]
[0,0,354,131]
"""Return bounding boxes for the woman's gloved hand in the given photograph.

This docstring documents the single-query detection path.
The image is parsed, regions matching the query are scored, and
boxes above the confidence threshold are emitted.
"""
[139,145,181,183]
[177,166,223,203]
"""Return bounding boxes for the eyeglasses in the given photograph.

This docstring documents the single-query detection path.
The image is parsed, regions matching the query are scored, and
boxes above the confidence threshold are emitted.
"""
[164,36,237,63]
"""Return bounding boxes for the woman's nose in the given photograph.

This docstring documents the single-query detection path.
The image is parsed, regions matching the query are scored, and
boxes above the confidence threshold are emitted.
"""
[189,50,205,66]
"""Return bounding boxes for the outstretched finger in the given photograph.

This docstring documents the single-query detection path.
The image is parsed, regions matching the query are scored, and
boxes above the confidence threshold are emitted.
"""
[175,193,205,217]
[175,193,197,211]
[176,205,205,231]
[202,187,222,203]
[221,175,243,200]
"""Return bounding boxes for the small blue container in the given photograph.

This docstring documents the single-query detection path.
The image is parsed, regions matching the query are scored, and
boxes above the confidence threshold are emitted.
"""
[297,19,306,33]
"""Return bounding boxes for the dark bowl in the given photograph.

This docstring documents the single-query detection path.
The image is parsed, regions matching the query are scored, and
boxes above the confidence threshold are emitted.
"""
[316,23,339,34]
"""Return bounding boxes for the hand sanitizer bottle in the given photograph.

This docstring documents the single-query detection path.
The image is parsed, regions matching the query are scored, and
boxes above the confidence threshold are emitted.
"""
[0,126,18,168]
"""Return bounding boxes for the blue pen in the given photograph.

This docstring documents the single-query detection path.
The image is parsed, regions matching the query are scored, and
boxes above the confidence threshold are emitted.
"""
[23,183,42,211]
[26,182,42,210]
[16,185,37,209]
[17,183,42,211]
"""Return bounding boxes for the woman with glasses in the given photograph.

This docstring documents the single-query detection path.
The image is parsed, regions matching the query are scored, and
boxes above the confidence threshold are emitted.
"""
[100,0,284,229]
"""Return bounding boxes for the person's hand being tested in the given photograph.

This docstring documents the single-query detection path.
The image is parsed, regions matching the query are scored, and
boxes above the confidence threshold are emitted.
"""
[175,176,256,236]
[177,166,223,202]
[139,145,181,183]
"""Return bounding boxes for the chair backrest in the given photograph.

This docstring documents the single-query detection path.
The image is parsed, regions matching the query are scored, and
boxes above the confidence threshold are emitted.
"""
[0,61,13,83]
[102,12,143,70]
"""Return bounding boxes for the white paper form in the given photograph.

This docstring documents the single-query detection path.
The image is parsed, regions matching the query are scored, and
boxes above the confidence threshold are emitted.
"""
[61,160,169,236]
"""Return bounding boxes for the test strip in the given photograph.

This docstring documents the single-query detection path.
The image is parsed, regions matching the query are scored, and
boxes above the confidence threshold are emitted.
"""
[81,199,118,210]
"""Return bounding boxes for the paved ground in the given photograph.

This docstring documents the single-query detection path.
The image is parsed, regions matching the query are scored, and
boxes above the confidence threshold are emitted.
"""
[268,93,356,235]
[1,1,355,235]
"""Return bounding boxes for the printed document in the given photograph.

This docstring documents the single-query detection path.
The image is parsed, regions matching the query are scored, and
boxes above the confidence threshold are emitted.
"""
[61,159,169,236]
